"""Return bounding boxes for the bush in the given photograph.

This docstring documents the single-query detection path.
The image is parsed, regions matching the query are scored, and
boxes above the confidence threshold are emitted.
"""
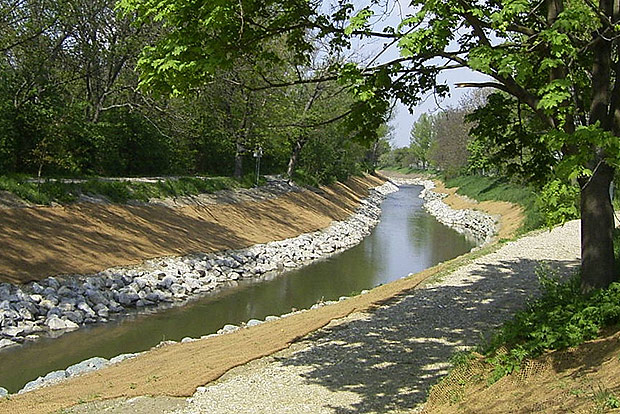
[0,175,256,205]
[486,248,620,382]
[536,179,580,228]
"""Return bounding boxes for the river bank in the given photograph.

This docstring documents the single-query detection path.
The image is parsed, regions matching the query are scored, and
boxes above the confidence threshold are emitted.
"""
[0,176,395,352]
[0,172,512,410]
[388,177,497,244]
[0,175,387,284]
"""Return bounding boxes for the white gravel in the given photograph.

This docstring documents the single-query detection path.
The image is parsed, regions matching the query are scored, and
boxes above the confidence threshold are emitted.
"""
[173,220,582,414]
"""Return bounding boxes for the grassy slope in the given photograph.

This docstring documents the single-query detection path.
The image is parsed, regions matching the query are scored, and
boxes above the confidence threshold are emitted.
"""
[0,175,260,205]
[443,175,543,232]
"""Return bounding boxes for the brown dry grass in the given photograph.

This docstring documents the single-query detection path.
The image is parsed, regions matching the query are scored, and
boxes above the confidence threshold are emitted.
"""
[423,328,620,414]
[0,175,384,284]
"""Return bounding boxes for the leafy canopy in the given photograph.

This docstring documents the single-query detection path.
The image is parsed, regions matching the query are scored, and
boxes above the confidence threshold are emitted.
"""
[119,0,620,182]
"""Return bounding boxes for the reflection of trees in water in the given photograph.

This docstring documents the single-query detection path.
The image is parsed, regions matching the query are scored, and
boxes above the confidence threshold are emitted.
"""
[407,210,475,266]
[282,244,380,302]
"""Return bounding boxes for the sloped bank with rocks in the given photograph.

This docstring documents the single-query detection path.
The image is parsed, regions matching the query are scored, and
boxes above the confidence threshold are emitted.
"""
[390,177,498,244]
[0,176,497,397]
[0,181,400,355]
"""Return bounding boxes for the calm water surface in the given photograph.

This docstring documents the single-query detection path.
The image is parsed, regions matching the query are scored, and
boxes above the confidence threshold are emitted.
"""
[0,186,475,392]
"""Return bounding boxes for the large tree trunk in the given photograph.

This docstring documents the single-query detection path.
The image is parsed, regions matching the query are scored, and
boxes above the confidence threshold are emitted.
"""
[577,0,616,291]
[579,162,616,291]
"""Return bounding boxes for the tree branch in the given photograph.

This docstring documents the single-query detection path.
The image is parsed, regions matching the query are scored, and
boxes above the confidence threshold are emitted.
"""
[267,109,352,129]
[455,81,508,92]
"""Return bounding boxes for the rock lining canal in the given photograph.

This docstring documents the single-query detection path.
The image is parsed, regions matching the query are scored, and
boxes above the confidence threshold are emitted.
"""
[0,185,475,393]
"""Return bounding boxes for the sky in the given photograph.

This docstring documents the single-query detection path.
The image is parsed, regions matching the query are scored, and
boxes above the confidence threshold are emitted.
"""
[389,70,489,148]
[345,0,491,148]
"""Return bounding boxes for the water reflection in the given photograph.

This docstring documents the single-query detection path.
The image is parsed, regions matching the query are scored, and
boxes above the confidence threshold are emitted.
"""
[0,186,475,392]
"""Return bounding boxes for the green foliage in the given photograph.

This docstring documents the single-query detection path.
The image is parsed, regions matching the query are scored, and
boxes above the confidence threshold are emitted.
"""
[486,252,620,382]
[409,113,434,169]
[449,351,476,368]
[444,175,543,232]
[296,131,366,185]
[0,175,254,205]
[428,108,471,177]
[117,0,316,94]
[0,177,78,204]
[378,147,417,170]
[466,93,555,185]
[536,179,580,228]
[593,385,620,411]
[292,169,321,188]
[615,228,620,278]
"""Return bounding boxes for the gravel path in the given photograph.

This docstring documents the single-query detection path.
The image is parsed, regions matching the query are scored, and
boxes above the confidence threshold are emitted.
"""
[171,221,581,414]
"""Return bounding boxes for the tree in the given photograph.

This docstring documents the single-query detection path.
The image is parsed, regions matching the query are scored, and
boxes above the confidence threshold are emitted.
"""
[119,0,620,290]
[428,108,471,176]
[467,92,556,184]
[409,113,434,169]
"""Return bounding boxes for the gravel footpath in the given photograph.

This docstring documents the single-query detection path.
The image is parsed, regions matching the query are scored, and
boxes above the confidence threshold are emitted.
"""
[172,221,581,414]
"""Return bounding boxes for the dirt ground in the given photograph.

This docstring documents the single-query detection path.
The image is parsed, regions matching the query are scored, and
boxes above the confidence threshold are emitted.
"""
[0,175,383,284]
[431,180,524,240]
[0,172,526,413]
[423,327,620,414]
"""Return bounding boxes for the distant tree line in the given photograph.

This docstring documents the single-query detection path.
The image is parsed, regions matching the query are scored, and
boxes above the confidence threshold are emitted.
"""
[379,103,474,177]
[0,0,388,184]
[381,90,558,182]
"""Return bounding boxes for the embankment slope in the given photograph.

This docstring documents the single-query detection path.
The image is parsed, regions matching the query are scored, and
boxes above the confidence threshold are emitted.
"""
[0,175,384,284]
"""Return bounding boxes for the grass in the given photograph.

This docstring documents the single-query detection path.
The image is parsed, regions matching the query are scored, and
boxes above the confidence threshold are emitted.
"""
[443,175,544,232]
[481,228,620,383]
[0,174,262,205]
[379,166,435,175]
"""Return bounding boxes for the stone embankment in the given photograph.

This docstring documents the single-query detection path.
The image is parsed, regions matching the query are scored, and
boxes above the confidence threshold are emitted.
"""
[0,176,495,397]
[390,177,497,244]
[0,181,399,356]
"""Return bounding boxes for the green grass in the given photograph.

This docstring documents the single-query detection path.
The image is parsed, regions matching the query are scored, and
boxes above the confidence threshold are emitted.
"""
[443,175,544,232]
[483,229,620,383]
[0,174,261,205]
[379,166,435,175]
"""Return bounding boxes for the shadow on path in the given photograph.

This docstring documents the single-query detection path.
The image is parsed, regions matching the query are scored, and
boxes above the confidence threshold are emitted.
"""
[280,257,579,413]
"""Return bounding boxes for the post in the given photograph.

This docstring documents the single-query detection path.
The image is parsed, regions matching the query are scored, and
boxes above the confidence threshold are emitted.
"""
[253,146,263,187]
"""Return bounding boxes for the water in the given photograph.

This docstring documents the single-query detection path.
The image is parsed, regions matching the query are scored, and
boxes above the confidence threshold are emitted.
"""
[0,186,475,392]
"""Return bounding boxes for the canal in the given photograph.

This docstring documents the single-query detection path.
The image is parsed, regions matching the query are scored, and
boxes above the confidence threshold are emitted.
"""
[0,185,476,392]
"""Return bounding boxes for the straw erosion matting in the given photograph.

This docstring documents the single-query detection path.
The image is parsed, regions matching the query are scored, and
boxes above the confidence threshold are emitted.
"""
[0,261,460,414]
[0,175,384,284]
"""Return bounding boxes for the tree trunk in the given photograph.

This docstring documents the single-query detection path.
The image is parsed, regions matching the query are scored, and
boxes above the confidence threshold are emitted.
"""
[579,162,617,291]
[234,141,244,178]
[286,137,307,178]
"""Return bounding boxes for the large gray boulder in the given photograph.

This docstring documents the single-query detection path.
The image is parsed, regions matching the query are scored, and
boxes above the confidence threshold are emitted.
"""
[2,326,24,337]
[0,338,17,349]
[45,315,67,330]
[65,357,108,377]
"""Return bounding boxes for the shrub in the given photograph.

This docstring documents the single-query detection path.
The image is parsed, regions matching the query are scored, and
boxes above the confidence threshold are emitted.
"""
[486,260,620,382]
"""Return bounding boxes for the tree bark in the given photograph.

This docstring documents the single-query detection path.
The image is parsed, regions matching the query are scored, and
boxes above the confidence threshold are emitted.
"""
[234,141,244,178]
[579,162,617,291]
[286,136,307,177]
